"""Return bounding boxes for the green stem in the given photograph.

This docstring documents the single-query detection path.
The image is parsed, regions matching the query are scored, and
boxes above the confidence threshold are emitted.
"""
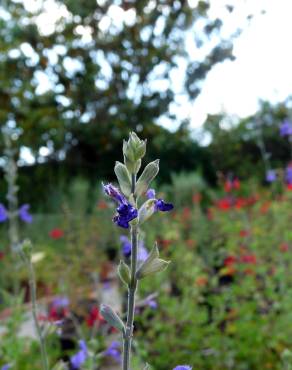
[27,256,50,370]
[122,174,138,370]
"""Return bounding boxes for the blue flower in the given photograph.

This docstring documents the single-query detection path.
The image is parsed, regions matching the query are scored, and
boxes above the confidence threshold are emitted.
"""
[173,366,192,370]
[19,204,33,223]
[266,169,276,183]
[103,183,138,229]
[104,341,121,363]
[146,188,156,199]
[145,297,158,309]
[280,119,292,136]
[120,235,149,261]
[155,199,174,212]
[1,365,11,370]
[286,165,292,184]
[0,204,8,223]
[70,340,88,369]
[103,183,126,203]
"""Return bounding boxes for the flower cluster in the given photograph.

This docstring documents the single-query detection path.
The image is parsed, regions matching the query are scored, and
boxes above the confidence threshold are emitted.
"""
[70,340,88,369]
[280,119,292,136]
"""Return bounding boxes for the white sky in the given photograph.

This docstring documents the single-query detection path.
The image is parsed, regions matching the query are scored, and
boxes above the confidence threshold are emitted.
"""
[187,0,292,129]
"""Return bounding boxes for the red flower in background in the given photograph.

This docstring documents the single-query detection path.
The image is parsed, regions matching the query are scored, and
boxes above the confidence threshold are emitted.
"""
[224,255,237,266]
[224,178,240,193]
[279,243,289,253]
[239,230,249,238]
[192,193,202,204]
[97,200,108,210]
[49,228,64,239]
[217,198,232,211]
[86,306,104,328]
[241,254,257,264]
[0,251,4,261]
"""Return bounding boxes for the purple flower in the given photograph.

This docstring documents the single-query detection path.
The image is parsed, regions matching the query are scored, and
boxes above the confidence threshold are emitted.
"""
[114,203,138,229]
[1,365,11,370]
[0,204,8,223]
[70,340,88,369]
[120,236,148,261]
[104,341,121,363]
[173,366,192,370]
[52,296,69,308]
[155,199,174,212]
[120,235,131,257]
[280,119,292,136]
[19,204,33,223]
[266,169,276,183]
[146,188,156,199]
[103,183,138,229]
[286,165,292,184]
[145,298,158,309]
[103,183,125,203]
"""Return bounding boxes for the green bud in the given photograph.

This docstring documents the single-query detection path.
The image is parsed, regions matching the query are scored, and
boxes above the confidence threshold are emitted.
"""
[100,304,125,333]
[135,160,159,197]
[118,260,131,285]
[136,243,170,279]
[138,199,156,224]
[123,132,146,174]
[114,161,132,196]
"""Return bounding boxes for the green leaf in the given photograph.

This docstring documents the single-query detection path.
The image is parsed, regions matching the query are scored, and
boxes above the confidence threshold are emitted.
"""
[114,161,131,196]
[135,160,159,197]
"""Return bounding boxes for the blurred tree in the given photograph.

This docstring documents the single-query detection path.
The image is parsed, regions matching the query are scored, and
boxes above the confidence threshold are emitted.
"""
[203,99,292,180]
[0,0,242,207]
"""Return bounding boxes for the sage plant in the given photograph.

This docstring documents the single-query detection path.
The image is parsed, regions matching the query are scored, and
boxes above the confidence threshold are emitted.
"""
[101,132,173,369]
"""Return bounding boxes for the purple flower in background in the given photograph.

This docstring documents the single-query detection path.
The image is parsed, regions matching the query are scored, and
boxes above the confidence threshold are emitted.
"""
[286,165,292,184]
[280,119,292,136]
[266,169,277,183]
[19,204,33,223]
[52,296,69,308]
[104,341,121,363]
[103,183,138,229]
[146,188,156,199]
[70,340,88,369]
[120,236,148,261]
[145,297,158,309]
[155,199,174,212]
[0,204,8,223]
[173,366,192,370]
[1,365,11,370]
[120,235,131,257]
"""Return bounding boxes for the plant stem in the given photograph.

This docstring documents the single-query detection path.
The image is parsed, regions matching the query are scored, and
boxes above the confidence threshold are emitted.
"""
[26,256,50,370]
[122,174,138,370]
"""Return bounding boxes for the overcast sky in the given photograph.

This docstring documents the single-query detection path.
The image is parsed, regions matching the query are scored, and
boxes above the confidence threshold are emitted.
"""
[187,0,292,130]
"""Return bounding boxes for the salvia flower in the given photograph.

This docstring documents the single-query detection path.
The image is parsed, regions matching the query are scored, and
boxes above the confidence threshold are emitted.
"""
[104,341,121,363]
[285,165,292,184]
[173,366,192,370]
[146,188,156,199]
[70,340,88,369]
[280,119,292,136]
[1,365,11,370]
[120,235,148,261]
[19,204,33,223]
[0,204,8,223]
[266,169,276,183]
[155,199,174,212]
[103,183,138,229]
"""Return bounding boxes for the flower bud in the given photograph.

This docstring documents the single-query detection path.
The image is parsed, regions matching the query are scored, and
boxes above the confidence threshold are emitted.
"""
[135,160,159,198]
[114,162,132,196]
[136,243,170,279]
[123,132,146,174]
[117,260,131,285]
[100,304,125,333]
[138,199,156,224]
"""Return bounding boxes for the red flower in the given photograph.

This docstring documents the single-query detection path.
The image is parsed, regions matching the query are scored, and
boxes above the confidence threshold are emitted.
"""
[279,243,289,253]
[192,193,202,204]
[235,197,246,209]
[49,228,64,239]
[195,276,208,287]
[217,198,232,211]
[239,230,249,238]
[260,201,270,214]
[0,251,4,261]
[241,254,257,264]
[86,306,104,328]
[224,255,237,266]
[233,178,240,190]
[287,184,292,191]
[224,180,233,193]
[97,200,108,210]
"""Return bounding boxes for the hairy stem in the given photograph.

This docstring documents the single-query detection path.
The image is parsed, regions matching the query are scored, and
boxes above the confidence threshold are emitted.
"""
[26,256,50,370]
[122,174,138,370]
